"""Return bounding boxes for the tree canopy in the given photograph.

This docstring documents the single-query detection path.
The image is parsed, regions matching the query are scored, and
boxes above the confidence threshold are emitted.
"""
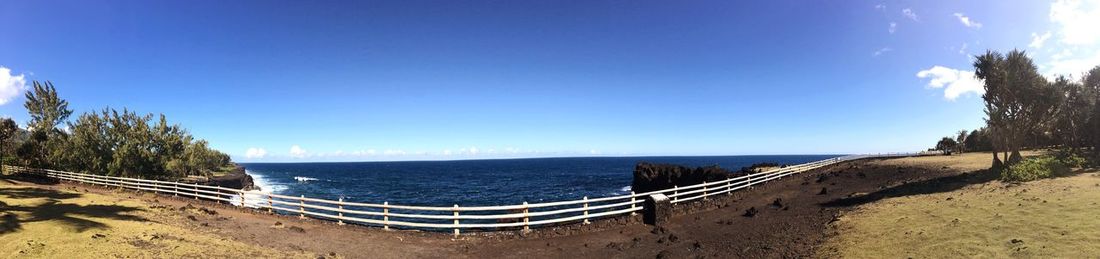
[3,81,232,180]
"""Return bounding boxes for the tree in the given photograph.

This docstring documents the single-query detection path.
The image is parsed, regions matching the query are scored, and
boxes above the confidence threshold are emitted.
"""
[936,137,958,154]
[964,128,993,152]
[0,118,17,168]
[24,81,72,132]
[1049,75,1091,151]
[955,130,969,153]
[1083,66,1100,158]
[973,50,1053,166]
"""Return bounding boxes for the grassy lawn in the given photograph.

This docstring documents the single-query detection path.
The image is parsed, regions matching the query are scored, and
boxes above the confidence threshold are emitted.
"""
[0,179,307,258]
[819,152,1100,258]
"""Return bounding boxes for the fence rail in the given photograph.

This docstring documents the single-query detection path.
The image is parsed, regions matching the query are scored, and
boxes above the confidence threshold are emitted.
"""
[2,152,919,236]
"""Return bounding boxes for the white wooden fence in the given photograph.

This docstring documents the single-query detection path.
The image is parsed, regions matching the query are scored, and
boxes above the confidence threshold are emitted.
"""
[2,153,916,236]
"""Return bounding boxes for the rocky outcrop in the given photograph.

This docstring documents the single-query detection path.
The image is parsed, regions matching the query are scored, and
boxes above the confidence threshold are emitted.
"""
[204,165,257,190]
[632,163,735,194]
[632,162,783,194]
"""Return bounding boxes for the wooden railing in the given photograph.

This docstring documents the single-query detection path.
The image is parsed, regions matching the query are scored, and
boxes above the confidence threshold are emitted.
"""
[2,152,917,236]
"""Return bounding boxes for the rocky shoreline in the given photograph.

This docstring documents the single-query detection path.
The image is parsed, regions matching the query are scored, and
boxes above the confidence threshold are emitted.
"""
[189,164,257,190]
[631,162,783,194]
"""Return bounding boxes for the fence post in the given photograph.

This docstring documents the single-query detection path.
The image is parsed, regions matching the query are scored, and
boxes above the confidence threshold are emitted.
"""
[299,195,306,219]
[267,195,273,213]
[673,186,679,203]
[630,192,637,216]
[522,201,530,232]
[383,201,390,230]
[215,185,222,204]
[173,182,178,197]
[239,190,247,208]
[748,174,754,189]
[193,185,199,200]
[337,196,345,225]
[583,196,591,225]
[453,204,460,238]
[702,181,708,200]
[727,176,733,195]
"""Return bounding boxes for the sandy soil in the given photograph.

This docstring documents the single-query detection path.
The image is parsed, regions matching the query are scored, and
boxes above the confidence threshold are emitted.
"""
[1,154,1008,258]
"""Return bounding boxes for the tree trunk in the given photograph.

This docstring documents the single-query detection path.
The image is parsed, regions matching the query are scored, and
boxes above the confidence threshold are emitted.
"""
[1008,150,1023,164]
[992,152,1004,172]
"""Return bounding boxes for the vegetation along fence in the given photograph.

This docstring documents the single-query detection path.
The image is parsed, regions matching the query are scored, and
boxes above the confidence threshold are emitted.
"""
[3,152,918,236]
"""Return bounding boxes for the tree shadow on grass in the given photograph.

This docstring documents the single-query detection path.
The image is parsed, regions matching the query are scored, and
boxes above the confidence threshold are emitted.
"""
[821,169,1000,207]
[0,187,146,235]
[0,173,60,185]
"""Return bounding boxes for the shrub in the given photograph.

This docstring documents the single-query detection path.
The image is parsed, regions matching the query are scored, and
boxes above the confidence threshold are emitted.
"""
[1052,149,1090,168]
[1001,156,1071,182]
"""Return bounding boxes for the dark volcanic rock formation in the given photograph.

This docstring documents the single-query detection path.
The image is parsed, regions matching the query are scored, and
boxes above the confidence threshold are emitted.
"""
[632,163,735,194]
[204,165,257,190]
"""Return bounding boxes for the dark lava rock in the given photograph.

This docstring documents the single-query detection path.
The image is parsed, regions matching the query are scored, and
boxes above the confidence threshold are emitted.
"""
[743,207,758,217]
[632,162,737,194]
[186,215,198,221]
[92,233,106,239]
[816,174,829,183]
[1011,239,1024,244]
[668,234,680,243]
[818,187,828,195]
[656,250,673,259]
[770,198,784,208]
[191,164,258,190]
[651,226,668,235]
[288,226,306,233]
[198,207,217,215]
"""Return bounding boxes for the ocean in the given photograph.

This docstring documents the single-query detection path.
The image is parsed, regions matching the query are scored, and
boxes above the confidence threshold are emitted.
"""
[240,155,841,207]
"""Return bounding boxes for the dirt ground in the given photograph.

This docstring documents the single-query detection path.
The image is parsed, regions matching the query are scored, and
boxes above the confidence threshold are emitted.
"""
[0,153,1014,258]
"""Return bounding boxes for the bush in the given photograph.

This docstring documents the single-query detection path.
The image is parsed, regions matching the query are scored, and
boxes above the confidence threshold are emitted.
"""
[1000,156,1071,182]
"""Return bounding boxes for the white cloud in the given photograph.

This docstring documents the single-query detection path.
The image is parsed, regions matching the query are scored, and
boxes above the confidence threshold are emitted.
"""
[245,148,268,159]
[952,13,982,29]
[902,8,919,21]
[872,47,893,57]
[289,145,308,158]
[468,146,479,155]
[958,42,968,55]
[1035,0,1100,77]
[889,22,897,34]
[1030,31,1052,49]
[916,66,985,100]
[0,67,27,105]
[1050,0,1100,46]
[875,4,886,11]
[1045,51,1100,78]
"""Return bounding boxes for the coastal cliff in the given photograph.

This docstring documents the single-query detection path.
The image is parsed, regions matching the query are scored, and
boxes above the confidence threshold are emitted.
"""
[632,163,733,194]
[199,165,257,190]
[632,162,783,194]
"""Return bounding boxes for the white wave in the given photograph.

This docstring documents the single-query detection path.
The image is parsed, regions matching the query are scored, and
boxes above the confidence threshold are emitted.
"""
[609,185,633,196]
[251,171,288,193]
[231,170,287,208]
[294,176,319,182]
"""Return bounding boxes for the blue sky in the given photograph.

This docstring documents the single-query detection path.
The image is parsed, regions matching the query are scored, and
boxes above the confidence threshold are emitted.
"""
[1,1,1098,162]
